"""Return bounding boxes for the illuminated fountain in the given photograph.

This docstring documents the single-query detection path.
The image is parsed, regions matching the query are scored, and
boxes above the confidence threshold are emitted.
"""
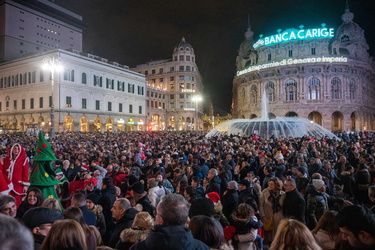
[206,91,339,139]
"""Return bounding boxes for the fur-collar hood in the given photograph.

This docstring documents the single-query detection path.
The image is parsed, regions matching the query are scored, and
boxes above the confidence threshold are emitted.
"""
[120,228,150,243]
[92,204,103,215]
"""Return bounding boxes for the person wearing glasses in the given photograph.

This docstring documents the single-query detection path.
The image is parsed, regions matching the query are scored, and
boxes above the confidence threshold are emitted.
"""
[282,178,306,224]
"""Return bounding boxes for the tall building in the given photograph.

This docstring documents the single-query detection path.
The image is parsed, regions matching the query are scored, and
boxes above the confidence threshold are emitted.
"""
[0,49,146,132]
[0,0,83,62]
[232,4,375,132]
[0,0,146,133]
[132,37,205,131]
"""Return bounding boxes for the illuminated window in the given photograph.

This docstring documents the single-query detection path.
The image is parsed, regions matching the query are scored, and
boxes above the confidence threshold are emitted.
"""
[308,77,321,100]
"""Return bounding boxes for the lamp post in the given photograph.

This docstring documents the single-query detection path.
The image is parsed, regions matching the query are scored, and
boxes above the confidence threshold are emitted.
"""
[42,57,63,138]
[192,95,202,132]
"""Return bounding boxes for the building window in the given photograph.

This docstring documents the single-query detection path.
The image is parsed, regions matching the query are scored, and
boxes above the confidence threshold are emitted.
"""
[169,102,174,109]
[265,81,275,102]
[170,83,175,91]
[13,100,17,110]
[95,100,100,110]
[169,67,174,72]
[159,68,163,74]
[30,98,34,109]
[82,73,87,84]
[179,102,184,108]
[129,104,133,113]
[80,98,86,109]
[40,71,44,82]
[49,96,52,107]
[179,75,184,81]
[331,77,341,100]
[145,70,148,75]
[39,97,43,108]
[288,50,293,57]
[179,66,184,71]
[341,35,349,42]
[108,102,112,111]
[66,96,72,107]
[179,93,184,99]
[179,55,184,61]
[349,79,356,100]
[0,102,2,111]
[170,94,175,100]
[179,83,185,90]
[64,70,74,82]
[186,56,190,61]
[169,76,175,81]
[119,103,123,112]
[311,48,316,55]
[285,79,297,101]
[151,69,155,74]
[308,77,321,100]
[139,106,142,114]
[268,54,271,61]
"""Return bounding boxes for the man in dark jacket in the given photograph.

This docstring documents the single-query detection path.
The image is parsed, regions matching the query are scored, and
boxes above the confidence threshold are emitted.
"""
[283,178,306,224]
[109,198,139,248]
[130,194,209,250]
[71,192,96,226]
[238,179,257,204]
[206,168,221,195]
[99,177,117,244]
[222,181,239,219]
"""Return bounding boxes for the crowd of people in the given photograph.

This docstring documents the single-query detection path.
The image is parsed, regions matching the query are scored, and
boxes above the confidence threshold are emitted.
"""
[0,130,375,250]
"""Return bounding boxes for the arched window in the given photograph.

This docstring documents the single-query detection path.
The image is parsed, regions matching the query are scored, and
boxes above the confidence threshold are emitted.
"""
[308,77,320,100]
[82,72,87,84]
[285,79,297,101]
[349,78,356,100]
[266,81,275,102]
[341,35,349,42]
[331,77,341,100]
[251,85,257,104]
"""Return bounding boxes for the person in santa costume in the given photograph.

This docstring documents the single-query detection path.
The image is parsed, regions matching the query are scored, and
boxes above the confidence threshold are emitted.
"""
[29,132,60,199]
[0,161,13,195]
[1,143,29,207]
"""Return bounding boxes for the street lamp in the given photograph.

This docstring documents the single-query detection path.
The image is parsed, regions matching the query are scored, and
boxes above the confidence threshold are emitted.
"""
[42,57,63,138]
[192,95,202,132]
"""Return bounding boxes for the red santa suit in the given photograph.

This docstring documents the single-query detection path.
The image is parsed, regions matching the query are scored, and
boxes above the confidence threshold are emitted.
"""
[1,144,30,207]
[0,161,12,195]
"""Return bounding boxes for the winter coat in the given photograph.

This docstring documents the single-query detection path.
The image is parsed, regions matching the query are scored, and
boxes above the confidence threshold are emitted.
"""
[148,186,166,207]
[259,188,286,239]
[99,184,117,229]
[222,189,239,219]
[206,175,221,195]
[340,171,356,199]
[282,188,306,224]
[108,208,139,248]
[116,228,150,250]
[92,204,106,237]
[313,229,339,250]
[129,225,209,250]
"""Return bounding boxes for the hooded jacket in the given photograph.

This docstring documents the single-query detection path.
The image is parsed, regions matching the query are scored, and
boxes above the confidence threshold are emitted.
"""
[206,175,221,195]
[130,225,209,250]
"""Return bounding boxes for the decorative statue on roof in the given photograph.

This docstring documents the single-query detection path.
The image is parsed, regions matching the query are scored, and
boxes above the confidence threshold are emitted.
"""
[29,132,60,199]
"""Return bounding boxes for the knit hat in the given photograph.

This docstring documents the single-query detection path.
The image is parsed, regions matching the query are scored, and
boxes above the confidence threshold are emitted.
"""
[206,192,221,203]
[86,193,100,205]
[313,179,325,190]
[228,180,238,190]
[147,178,159,189]
[190,197,214,217]
[131,181,145,194]
[297,166,308,176]
[127,175,139,186]
[22,207,63,229]
[33,132,58,161]
[237,179,250,189]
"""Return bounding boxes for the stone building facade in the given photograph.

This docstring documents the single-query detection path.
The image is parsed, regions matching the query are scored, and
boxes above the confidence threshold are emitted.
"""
[0,49,146,132]
[232,5,375,132]
[132,37,205,131]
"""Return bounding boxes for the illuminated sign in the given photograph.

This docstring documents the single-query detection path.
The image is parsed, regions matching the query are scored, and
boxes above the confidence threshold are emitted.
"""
[237,56,348,76]
[253,25,334,49]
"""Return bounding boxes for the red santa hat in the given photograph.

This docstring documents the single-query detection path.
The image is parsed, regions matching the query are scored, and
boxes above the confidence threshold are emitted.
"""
[81,165,89,172]
[84,178,97,187]
[206,192,221,203]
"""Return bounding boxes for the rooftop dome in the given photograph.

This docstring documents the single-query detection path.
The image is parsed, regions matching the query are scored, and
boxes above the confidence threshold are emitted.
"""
[174,37,194,51]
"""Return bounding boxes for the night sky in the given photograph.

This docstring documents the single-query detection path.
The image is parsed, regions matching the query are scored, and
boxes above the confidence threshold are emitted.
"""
[54,0,375,114]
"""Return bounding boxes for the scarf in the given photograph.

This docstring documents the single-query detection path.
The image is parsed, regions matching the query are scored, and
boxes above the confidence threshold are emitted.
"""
[268,190,281,214]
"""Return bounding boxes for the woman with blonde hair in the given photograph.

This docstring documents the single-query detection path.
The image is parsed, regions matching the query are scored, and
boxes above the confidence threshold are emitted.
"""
[41,197,62,213]
[40,219,87,250]
[115,211,154,250]
[312,210,340,250]
[259,177,285,245]
[269,219,322,250]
